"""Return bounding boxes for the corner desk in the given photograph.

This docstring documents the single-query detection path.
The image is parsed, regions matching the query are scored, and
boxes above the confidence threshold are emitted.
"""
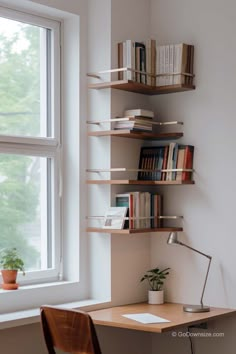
[88,302,236,333]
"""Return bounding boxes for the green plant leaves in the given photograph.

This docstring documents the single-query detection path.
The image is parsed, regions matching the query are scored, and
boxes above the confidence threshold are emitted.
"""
[140,267,170,291]
[0,247,25,274]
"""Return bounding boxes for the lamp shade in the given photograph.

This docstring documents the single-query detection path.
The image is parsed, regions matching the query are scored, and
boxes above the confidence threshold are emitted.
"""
[167,232,180,245]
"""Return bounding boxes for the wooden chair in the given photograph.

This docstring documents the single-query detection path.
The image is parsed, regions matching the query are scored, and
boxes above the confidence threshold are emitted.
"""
[40,306,102,354]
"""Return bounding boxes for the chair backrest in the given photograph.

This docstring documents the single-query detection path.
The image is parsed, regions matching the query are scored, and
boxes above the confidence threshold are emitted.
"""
[40,306,102,354]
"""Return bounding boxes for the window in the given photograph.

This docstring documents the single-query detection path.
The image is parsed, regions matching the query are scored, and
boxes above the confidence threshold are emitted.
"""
[0,7,61,284]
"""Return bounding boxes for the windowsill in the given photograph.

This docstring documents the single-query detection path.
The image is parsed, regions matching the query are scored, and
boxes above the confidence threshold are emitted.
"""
[0,298,111,330]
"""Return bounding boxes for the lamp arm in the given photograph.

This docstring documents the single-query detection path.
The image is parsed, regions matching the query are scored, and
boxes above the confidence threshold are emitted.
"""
[178,241,211,259]
[179,241,212,307]
[200,256,212,306]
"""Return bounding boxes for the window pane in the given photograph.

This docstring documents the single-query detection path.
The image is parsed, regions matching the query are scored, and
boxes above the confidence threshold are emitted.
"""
[0,17,50,137]
[0,154,52,271]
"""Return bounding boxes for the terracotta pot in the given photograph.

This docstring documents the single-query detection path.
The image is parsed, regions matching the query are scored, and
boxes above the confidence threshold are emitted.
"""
[1,269,19,290]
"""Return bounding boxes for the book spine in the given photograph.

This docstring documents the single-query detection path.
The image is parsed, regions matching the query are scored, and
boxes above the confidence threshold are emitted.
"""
[156,45,160,86]
[165,45,170,85]
[166,143,175,180]
[169,44,174,85]
[157,147,164,181]
[126,40,132,80]
[161,145,169,181]
[172,143,178,180]
[118,42,123,80]
[146,39,151,86]
[182,145,194,181]
[130,193,134,229]
[181,43,188,84]
[151,39,156,86]
[176,145,186,181]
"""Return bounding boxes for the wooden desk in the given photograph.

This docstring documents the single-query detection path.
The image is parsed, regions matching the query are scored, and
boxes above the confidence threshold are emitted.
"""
[89,303,236,333]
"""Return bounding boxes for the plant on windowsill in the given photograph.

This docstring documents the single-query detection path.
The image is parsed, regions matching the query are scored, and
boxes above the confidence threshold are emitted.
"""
[140,267,170,304]
[0,248,25,290]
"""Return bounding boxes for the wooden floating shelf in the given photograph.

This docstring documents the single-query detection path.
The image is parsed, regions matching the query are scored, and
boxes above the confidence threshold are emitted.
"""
[87,227,183,234]
[86,180,194,185]
[88,130,183,140]
[88,80,195,95]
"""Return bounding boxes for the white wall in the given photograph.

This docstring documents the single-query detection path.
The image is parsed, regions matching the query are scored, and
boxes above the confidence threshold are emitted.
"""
[87,0,112,301]
[150,0,236,353]
[110,0,152,306]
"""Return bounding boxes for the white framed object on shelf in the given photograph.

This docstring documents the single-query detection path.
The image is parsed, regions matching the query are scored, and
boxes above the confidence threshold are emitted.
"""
[103,207,128,229]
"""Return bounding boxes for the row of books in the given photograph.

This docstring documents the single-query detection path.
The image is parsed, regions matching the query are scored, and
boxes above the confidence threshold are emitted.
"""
[114,108,154,132]
[116,192,163,229]
[118,39,194,86]
[118,40,156,85]
[138,144,194,181]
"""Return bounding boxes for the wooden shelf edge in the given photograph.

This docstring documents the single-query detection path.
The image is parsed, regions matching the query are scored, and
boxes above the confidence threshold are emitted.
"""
[86,180,195,185]
[88,80,195,95]
[88,130,183,140]
[87,227,183,234]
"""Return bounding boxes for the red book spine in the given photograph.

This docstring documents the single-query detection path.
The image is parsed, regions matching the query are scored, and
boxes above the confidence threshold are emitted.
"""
[182,145,194,181]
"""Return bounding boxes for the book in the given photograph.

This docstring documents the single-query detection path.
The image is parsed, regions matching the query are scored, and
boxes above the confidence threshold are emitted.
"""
[116,193,134,228]
[124,109,154,118]
[172,143,179,180]
[103,207,128,229]
[114,116,153,132]
[118,42,123,80]
[161,145,169,180]
[166,142,176,181]
[176,145,186,181]
[125,39,135,80]
[182,145,194,181]
[135,42,146,83]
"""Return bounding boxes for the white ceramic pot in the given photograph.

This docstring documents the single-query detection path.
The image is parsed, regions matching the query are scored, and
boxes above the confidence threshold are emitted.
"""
[148,290,164,304]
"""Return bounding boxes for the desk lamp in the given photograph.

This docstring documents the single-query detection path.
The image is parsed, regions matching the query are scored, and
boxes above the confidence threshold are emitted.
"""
[167,232,212,313]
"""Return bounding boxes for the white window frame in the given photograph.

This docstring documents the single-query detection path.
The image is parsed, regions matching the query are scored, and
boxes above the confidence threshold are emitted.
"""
[0,2,91,316]
[0,7,61,284]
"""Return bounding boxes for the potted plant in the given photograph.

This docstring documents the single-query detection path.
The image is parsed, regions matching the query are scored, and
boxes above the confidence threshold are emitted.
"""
[140,267,170,304]
[0,248,25,290]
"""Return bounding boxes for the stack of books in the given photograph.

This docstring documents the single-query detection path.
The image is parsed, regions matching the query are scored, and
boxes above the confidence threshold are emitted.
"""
[138,144,194,182]
[114,108,154,132]
[117,40,194,87]
[115,192,163,230]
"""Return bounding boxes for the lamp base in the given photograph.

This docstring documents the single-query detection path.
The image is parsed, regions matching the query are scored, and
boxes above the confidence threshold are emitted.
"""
[183,304,210,313]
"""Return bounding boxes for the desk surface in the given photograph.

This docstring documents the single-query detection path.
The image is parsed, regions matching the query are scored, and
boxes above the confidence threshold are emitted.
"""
[89,303,236,333]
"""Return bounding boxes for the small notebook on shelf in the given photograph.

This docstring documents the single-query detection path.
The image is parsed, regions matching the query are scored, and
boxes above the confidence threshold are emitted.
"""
[102,207,127,229]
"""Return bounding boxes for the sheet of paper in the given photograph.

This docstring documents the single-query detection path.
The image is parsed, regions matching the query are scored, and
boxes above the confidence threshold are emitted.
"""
[122,313,170,324]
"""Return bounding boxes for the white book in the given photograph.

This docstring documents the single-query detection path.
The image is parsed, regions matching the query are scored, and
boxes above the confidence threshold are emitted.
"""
[139,192,145,228]
[165,45,170,85]
[126,40,135,81]
[124,109,154,118]
[174,44,183,84]
[103,207,127,229]
[160,45,165,86]
[133,191,140,229]
[169,44,174,85]
[144,192,151,228]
